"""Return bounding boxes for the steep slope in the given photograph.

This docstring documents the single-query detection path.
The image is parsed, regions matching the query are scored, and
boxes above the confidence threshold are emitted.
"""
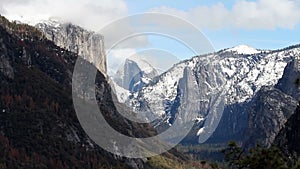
[127,44,300,144]
[113,57,158,93]
[36,18,107,74]
[242,59,300,148]
[272,59,300,157]
[0,16,130,168]
[275,59,300,100]
[242,87,298,148]
[275,104,300,157]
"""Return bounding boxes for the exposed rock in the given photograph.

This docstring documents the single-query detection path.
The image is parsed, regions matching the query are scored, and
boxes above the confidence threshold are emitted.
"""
[276,59,300,100]
[127,45,299,144]
[273,59,300,156]
[36,19,107,74]
[243,87,297,148]
[275,104,300,157]
[114,57,158,92]
[0,38,14,79]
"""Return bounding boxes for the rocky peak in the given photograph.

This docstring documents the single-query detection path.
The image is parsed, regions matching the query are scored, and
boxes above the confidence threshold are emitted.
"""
[113,57,158,93]
[36,19,107,74]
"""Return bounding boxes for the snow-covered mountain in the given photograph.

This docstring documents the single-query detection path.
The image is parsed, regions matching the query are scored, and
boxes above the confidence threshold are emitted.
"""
[243,59,300,148]
[113,57,158,93]
[30,18,300,146]
[225,44,261,55]
[36,18,107,74]
[124,44,300,144]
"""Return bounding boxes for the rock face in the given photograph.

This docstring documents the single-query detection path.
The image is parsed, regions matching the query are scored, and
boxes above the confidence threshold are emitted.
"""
[232,59,300,149]
[276,59,300,100]
[0,38,14,79]
[273,59,300,156]
[126,45,300,144]
[275,105,300,157]
[36,19,107,74]
[243,87,298,148]
[113,57,158,93]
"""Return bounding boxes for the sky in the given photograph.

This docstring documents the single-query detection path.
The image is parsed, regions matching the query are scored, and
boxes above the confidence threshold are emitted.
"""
[1,0,300,74]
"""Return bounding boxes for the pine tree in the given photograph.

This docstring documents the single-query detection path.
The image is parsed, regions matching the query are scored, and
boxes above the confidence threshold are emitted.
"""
[222,141,289,169]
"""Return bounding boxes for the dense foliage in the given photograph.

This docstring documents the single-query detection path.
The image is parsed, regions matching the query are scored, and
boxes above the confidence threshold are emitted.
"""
[222,141,300,169]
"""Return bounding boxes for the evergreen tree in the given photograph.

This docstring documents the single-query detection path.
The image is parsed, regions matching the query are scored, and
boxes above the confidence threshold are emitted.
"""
[222,141,289,169]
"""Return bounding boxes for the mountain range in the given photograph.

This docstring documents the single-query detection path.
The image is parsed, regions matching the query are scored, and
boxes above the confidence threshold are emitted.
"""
[119,43,299,148]
[1,14,300,168]
[34,17,300,162]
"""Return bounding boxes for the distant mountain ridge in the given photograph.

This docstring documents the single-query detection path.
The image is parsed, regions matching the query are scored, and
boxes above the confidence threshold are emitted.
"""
[124,43,300,146]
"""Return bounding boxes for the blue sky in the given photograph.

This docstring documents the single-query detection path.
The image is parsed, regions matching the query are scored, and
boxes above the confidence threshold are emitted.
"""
[205,27,300,51]
[1,0,300,68]
[125,0,237,12]
[123,0,300,58]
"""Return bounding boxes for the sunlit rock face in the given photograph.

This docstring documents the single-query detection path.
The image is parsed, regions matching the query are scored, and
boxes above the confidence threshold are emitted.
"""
[36,19,107,74]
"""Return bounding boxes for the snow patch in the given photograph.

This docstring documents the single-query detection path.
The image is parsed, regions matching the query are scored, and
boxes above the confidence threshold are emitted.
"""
[111,81,130,103]
[197,127,205,136]
[226,45,260,55]
[194,117,204,123]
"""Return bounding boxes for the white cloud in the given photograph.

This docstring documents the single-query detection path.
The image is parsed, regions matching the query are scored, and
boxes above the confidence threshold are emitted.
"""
[0,0,128,31]
[150,0,300,30]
